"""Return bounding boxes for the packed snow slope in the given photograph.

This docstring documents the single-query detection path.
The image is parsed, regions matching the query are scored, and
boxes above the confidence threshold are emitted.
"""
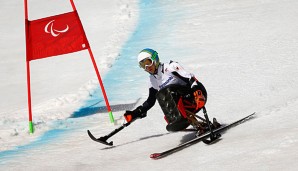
[1,0,298,170]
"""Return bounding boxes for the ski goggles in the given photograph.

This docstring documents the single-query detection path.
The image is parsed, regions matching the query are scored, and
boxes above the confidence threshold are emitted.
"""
[139,58,154,70]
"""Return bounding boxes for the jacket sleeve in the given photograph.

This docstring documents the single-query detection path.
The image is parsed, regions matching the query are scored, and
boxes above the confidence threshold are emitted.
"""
[138,87,158,113]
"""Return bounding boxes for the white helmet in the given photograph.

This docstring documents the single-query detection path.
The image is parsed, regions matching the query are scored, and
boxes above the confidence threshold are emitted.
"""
[137,48,160,68]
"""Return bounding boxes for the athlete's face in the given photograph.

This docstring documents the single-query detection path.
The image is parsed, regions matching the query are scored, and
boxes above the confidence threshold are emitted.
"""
[139,58,156,74]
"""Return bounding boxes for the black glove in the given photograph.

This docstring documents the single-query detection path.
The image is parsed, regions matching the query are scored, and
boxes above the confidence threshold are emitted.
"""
[124,106,147,123]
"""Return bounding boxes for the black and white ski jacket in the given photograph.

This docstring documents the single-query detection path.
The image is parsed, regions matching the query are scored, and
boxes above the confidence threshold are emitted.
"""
[140,61,200,113]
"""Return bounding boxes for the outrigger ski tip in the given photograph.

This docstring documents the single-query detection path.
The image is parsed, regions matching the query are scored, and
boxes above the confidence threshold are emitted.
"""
[87,130,113,146]
[87,121,132,146]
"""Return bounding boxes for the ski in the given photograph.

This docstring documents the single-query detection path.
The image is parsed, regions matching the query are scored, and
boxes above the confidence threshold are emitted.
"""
[150,113,256,159]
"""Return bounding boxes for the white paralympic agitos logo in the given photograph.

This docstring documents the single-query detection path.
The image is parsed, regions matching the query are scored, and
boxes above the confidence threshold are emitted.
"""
[45,20,69,37]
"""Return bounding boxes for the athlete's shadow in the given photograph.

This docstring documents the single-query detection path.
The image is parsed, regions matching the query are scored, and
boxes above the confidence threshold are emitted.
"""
[180,132,197,143]
[101,133,170,150]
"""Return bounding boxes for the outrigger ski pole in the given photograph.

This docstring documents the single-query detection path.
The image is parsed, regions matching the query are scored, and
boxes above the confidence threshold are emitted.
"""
[87,121,133,146]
